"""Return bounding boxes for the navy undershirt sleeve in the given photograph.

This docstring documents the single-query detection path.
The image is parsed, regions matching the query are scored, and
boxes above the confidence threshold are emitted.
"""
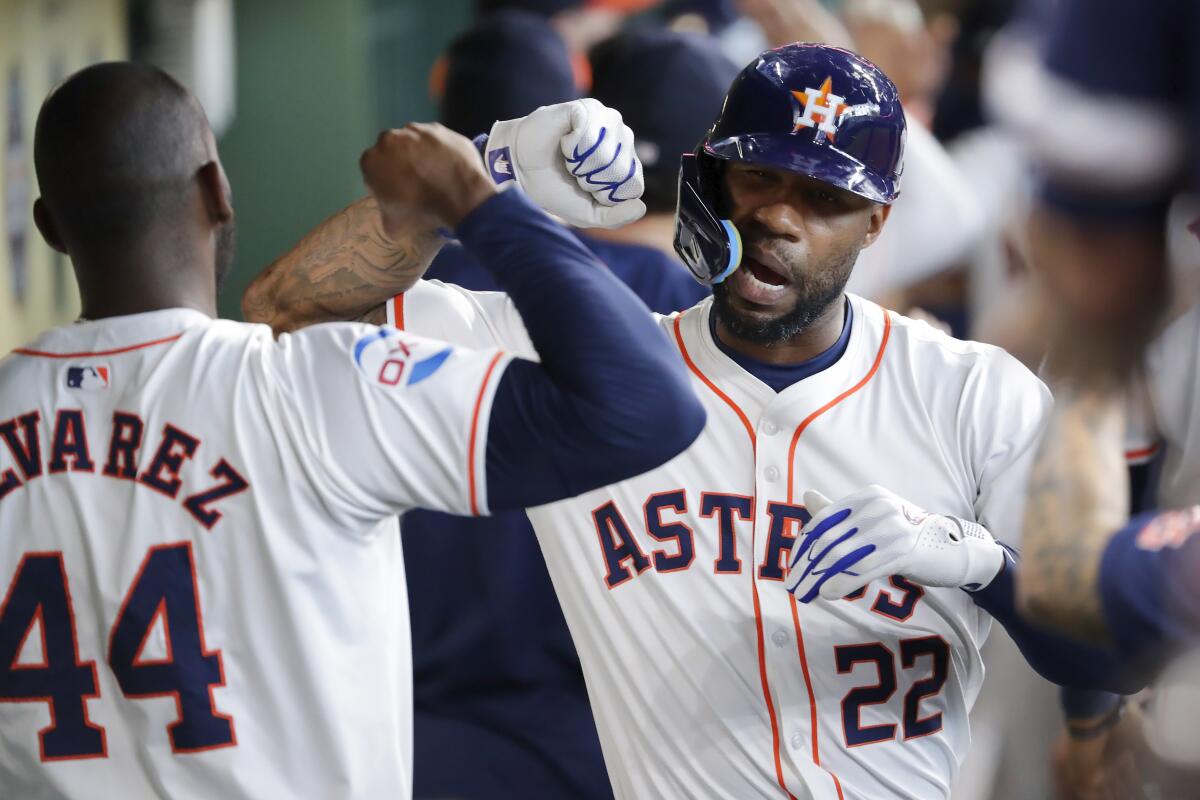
[1098,510,1200,675]
[968,548,1141,693]
[455,190,706,511]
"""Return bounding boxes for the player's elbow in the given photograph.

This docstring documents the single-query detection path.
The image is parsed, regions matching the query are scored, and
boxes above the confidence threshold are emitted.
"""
[242,273,302,335]
[612,379,707,475]
[573,381,706,490]
[241,274,278,326]
[645,386,707,463]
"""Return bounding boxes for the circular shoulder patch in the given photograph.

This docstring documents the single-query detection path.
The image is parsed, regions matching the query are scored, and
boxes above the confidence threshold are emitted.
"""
[352,328,453,390]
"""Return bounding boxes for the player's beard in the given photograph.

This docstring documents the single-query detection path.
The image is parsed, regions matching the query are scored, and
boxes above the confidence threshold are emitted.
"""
[712,237,859,346]
[214,216,237,295]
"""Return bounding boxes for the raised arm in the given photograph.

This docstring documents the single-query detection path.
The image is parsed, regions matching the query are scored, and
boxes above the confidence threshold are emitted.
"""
[351,122,702,510]
[242,195,442,332]
[244,99,646,334]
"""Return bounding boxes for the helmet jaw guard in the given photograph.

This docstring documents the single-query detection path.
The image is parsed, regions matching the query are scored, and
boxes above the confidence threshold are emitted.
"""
[673,152,742,286]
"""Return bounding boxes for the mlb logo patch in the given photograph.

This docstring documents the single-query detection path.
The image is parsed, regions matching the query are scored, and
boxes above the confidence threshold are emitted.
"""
[66,365,110,391]
[487,147,515,184]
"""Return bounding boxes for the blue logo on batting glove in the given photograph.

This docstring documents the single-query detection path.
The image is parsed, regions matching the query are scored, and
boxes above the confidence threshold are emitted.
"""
[487,147,515,184]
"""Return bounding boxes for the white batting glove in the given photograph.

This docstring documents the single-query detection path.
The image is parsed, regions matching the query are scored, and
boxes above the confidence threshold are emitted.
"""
[786,485,1007,604]
[485,98,646,229]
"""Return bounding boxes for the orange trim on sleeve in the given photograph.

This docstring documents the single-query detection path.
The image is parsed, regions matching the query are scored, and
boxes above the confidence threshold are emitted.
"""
[673,314,799,800]
[13,332,184,359]
[785,307,892,797]
[467,352,506,516]
[1125,443,1160,462]
[390,295,406,331]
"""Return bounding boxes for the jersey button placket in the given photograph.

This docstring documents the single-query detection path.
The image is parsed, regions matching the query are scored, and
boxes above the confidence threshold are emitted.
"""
[764,465,780,482]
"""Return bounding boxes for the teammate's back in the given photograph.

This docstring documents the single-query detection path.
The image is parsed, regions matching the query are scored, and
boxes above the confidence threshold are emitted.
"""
[0,312,455,796]
[0,61,704,799]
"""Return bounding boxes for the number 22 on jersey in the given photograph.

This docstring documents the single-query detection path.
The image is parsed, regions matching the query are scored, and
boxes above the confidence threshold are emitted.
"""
[0,543,234,760]
[835,576,950,747]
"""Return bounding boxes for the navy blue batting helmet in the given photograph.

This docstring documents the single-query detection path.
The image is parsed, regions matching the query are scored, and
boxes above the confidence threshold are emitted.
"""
[674,44,906,285]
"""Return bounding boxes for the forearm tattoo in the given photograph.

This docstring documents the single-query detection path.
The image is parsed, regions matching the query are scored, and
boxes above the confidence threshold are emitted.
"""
[243,196,442,333]
[1020,386,1129,642]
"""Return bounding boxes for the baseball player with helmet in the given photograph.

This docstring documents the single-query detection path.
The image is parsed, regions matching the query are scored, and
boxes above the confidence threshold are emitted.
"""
[0,62,705,798]
[250,43,1131,800]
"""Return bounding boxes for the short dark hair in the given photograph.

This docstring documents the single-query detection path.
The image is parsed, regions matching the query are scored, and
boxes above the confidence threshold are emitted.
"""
[34,61,209,249]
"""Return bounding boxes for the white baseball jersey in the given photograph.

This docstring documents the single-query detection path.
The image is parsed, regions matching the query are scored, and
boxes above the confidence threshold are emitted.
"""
[387,285,1051,800]
[1126,302,1200,507]
[0,308,511,799]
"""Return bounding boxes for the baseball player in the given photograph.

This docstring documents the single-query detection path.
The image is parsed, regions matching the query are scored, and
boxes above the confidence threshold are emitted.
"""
[0,62,705,799]
[248,44,1129,800]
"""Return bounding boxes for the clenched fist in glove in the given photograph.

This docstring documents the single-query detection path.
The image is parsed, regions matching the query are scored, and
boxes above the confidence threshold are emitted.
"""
[485,98,646,229]
[786,485,1008,604]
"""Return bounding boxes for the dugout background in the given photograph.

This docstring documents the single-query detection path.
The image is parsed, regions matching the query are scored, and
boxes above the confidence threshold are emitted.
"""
[0,0,472,351]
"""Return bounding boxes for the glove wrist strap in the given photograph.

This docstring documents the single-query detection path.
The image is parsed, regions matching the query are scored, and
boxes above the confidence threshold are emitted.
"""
[944,516,1006,590]
[482,120,522,189]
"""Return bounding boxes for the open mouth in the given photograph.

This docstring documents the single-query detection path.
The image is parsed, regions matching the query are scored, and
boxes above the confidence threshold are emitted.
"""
[727,251,793,307]
[745,256,788,287]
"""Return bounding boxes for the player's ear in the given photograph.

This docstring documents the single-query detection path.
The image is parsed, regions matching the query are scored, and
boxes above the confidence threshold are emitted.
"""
[861,202,892,249]
[32,198,68,254]
[197,160,234,225]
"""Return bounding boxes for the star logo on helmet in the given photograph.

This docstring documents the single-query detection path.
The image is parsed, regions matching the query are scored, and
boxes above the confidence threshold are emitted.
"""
[792,77,849,141]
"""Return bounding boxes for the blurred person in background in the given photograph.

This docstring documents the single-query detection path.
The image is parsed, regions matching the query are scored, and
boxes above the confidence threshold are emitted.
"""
[474,0,665,75]
[581,28,738,281]
[733,0,957,127]
[434,10,585,143]
[989,0,1200,796]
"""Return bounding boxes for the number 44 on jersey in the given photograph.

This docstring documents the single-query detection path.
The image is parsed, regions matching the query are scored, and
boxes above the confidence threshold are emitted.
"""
[0,544,235,760]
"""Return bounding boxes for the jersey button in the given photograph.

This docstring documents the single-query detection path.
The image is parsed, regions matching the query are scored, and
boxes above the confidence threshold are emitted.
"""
[790,732,804,751]
[771,629,789,647]
[764,466,781,482]
[761,420,779,435]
